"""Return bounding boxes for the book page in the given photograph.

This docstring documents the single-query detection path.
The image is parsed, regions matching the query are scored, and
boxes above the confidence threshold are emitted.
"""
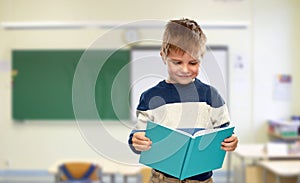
[176,128,198,137]
[192,127,225,137]
[153,124,194,138]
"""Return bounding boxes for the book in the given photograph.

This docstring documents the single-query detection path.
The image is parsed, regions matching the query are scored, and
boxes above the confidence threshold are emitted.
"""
[139,121,235,180]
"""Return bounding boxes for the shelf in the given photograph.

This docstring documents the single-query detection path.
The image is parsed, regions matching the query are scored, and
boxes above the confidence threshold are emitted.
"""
[268,131,300,141]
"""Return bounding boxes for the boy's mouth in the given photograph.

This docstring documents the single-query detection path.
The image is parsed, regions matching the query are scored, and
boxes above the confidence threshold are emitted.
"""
[178,75,192,78]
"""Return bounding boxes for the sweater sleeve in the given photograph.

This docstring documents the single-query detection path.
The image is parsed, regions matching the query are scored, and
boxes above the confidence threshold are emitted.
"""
[207,86,231,127]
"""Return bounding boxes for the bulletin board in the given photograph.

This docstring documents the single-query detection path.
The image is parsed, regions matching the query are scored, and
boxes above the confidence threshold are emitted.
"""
[12,49,130,120]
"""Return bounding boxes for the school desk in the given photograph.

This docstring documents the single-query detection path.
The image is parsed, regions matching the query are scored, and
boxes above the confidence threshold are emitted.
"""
[259,160,300,183]
[233,143,300,183]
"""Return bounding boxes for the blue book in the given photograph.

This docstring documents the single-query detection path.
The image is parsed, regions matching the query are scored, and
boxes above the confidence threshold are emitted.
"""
[139,121,235,180]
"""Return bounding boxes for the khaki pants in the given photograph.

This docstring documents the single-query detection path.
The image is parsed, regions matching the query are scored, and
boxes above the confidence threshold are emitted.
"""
[149,170,214,183]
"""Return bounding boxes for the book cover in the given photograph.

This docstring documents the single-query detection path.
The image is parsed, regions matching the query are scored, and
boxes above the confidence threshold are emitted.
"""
[139,121,235,180]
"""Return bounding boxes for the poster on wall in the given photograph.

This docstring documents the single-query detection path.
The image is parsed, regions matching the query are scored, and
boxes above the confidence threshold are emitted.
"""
[273,74,292,101]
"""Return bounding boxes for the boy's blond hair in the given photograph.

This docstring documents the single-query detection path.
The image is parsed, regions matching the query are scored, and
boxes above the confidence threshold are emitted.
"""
[161,18,207,60]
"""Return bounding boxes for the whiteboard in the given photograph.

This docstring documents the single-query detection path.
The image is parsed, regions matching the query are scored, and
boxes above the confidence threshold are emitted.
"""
[130,46,229,120]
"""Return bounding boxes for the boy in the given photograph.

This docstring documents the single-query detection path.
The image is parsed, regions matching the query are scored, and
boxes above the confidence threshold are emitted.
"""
[128,18,238,183]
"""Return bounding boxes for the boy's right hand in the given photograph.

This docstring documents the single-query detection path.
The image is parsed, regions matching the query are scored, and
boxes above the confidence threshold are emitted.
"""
[132,132,152,152]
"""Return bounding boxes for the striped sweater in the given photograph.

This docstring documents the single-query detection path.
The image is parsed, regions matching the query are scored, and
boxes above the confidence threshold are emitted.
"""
[128,78,230,181]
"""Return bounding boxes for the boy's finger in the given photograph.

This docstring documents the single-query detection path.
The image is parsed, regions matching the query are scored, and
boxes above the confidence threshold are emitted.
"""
[136,136,150,141]
[133,139,152,146]
[133,144,152,151]
[134,132,150,141]
[221,141,232,146]
[223,136,234,142]
[223,135,237,143]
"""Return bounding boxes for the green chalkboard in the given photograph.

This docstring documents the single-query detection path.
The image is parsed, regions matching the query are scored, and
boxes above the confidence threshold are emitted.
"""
[12,49,130,120]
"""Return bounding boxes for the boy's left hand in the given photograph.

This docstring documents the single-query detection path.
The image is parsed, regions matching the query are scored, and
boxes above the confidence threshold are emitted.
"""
[221,134,238,151]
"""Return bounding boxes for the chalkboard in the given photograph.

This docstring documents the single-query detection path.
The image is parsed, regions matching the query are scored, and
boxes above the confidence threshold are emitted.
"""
[12,49,130,120]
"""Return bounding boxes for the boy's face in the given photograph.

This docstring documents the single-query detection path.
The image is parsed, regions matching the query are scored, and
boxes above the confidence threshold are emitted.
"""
[164,50,200,85]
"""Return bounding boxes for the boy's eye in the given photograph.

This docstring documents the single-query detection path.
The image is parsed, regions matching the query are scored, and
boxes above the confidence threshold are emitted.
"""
[168,59,199,65]
[190,61,199,65]
[171,60,182,65]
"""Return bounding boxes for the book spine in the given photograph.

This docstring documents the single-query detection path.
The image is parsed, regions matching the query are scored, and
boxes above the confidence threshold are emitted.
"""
[179,138,193,179]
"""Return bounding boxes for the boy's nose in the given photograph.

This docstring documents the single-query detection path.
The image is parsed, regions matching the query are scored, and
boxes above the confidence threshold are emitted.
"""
[181,64,189,73]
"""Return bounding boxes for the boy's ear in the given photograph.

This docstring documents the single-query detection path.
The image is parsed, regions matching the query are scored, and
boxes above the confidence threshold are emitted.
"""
[160,51,166,64]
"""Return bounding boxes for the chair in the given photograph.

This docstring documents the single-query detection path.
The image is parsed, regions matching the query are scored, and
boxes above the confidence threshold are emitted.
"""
[56,162,102,183]
[139,167,152,183]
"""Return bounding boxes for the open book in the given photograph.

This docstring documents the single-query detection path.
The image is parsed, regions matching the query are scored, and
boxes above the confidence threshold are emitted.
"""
[139,121,235,180]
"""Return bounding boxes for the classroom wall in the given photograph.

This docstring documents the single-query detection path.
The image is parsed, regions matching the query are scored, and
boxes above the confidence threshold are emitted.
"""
[0,0,251,22]
[252,0,300,142]
[0,0,299,170]
[292,5,300,115]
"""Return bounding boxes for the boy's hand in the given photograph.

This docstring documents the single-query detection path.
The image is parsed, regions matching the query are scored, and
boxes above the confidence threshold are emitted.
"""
[221,134,238,151]
[132,132,152,152]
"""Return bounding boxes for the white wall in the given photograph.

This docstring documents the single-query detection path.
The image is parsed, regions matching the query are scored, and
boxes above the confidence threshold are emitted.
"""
[0,0,299,170]
[0,0,251,22]
[252,0,300,142]
[291,4,300,115]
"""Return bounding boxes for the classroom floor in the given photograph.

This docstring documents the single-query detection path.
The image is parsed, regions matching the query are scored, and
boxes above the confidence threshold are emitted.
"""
[0,170,230,183]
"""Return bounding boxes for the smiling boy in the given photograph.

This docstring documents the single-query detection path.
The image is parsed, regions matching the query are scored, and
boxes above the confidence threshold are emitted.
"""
[128,18,238,183]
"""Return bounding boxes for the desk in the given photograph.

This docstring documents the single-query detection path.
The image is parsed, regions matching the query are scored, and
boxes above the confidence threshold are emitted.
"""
[259,160,300,183]
[234,143,300,160]
[233,144,300,183]
[48,159,144,183]
[234,144,266,160]
[233,144,267,183]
